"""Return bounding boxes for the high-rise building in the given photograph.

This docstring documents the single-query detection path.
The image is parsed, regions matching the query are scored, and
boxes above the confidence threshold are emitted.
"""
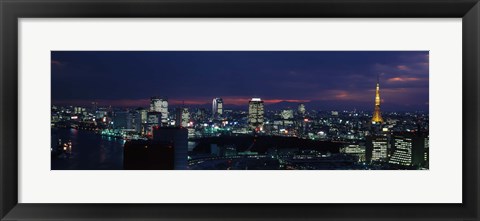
[150,97,168,125]
[123,140,174,170]
[341,144,366,162]
[146,112,162,135]
[248,98,264,130]
[137,108,148,124]
[74,106,86,115]
[150,97,162,112]
[175,108,190,128]
[298,103,306,116]
[127,110,142,133]
[112,111,129,129]
[212,98,223,117]
[389,133,428,167]
[372,75,384,124]
[424,135,429,167]
[366,135,389,162]
[137,108,148,134]
[153,127,188,170]
[389,136,413,166]
[281,109,294,120]
[110,110,138,131]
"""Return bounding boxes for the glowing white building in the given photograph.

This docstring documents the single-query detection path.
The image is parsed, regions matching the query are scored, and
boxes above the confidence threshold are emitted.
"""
[371,136,388,161]
[389,136,413,166]
[281,109,294,120]
[150,97,168,125]
[248,98,264,130]
[212,98,223,117]
[389,134,428,167]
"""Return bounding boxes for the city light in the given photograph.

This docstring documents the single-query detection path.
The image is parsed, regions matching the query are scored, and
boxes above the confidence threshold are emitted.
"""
[51,51,429,170]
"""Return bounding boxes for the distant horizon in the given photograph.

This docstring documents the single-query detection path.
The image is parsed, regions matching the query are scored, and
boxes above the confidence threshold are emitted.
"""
[52,98,428,112]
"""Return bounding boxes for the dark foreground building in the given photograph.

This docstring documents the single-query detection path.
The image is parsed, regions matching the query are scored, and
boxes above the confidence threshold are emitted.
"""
[389,132,428,168]
[124,127,188,170]
[124,140,174,170]
[365,132,428,169]
[153,127,188,170]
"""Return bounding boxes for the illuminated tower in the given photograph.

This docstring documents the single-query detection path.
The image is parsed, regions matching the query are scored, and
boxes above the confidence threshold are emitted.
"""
[371,76,383,124]
[212,98,223,118]
[248,98,264,130]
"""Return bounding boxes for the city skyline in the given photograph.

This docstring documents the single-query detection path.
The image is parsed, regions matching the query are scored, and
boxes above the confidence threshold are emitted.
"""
[52,51,429,111]
[51,51,429,170]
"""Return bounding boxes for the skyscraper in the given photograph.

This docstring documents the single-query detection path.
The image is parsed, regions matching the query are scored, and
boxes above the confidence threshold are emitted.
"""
[372,76,383,124]
[248,98,264,130]
[212,98,223,118]
[127,110,142,133]
[298,103,306,116]
[424,135,429,167]
[112,111,129,129]
[281,109,294,120]
[366,135,389,162]
[137,108,148,124]
[146,112,162,134]
[150,97,162,112]
[175,108,190,128]
[123,140,174,170]
[153,127,188,170]
[150,97,168,125]
[388,135,413,166]
[389,133,428,167]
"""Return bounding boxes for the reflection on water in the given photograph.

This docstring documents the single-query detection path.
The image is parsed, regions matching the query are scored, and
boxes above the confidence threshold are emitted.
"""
[51,128,125,170]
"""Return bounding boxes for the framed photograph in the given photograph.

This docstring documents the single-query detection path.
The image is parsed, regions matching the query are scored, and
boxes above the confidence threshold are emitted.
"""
[1,0,479,220]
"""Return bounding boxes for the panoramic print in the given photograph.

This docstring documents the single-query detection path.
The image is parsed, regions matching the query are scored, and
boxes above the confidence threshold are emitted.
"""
[51,51,429,170]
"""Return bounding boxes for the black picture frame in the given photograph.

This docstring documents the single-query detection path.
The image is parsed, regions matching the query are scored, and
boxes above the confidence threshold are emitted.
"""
[1,0,479,220]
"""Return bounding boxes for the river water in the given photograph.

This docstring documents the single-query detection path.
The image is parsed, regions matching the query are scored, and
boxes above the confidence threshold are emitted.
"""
[51,128,197,170]
[51,128,125,170]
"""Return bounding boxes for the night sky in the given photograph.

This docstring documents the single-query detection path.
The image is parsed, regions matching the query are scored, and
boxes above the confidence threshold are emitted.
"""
[51,51,429,111]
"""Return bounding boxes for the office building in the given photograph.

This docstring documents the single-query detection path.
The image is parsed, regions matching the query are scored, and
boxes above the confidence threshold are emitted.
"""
[125,110,142,133]
[389,133,428,167]
[112,111,129,129]
[366,135,389,162]
[298,103,306,116]
[341,144,366,162]
[137,108,148,124]
[146,112,163,135]
[212,98,223,118]
[124,140,174,170]
[281,109,294,120]
[388,135,413,166]
[175,107,190,128]
[149,97,168,125]
[248,98,264,130]
[424,135,429,167]
[153,127,188,170]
